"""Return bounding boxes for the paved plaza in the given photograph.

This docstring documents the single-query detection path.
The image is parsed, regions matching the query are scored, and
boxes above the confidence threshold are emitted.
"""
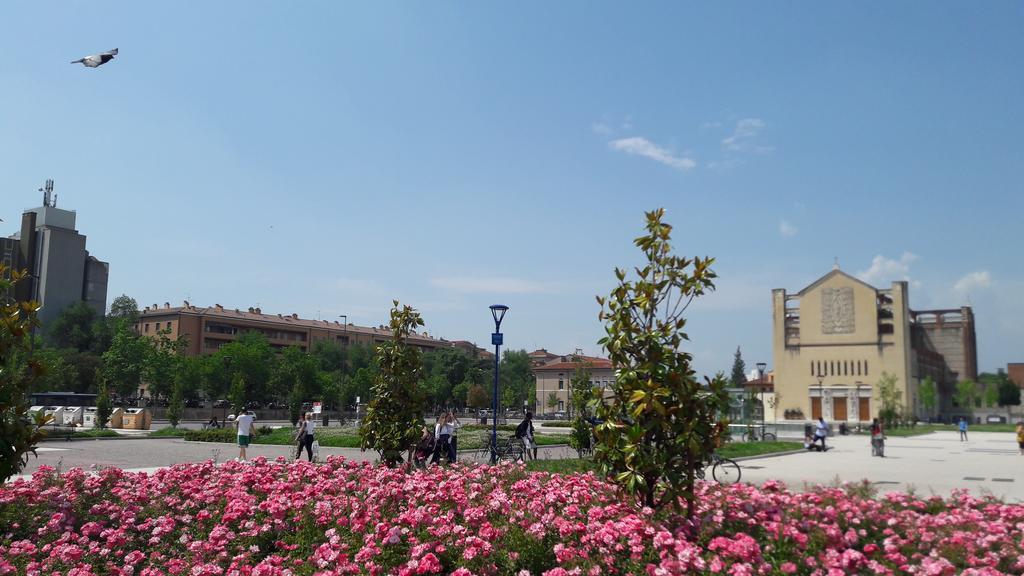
[13,430,1023,501]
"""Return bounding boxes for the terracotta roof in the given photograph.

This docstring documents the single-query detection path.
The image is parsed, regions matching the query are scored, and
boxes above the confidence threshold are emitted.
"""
[534,359,613,371]
[138,303,446,344]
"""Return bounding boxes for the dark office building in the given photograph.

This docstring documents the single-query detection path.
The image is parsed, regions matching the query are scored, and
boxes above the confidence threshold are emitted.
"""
[1,181,109,327]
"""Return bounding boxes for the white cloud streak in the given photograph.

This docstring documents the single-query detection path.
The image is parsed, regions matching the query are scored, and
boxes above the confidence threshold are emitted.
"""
[779,220,798,237]
[430,276,557,294]
[856,252,918,287]
[954,271,992,294]
[608,137,696,171]
[722,118,772,153]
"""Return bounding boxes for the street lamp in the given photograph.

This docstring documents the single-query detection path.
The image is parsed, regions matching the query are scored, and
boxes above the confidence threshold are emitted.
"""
[816,373,824,420]
[756,362,767,429]
[489,304,508,464]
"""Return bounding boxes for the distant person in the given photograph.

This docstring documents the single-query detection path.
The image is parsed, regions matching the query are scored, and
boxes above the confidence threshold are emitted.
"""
[294,413,307,460]
[414,426,435,469]
[1016,422,1024,456]
[812,417,829,451]
[515,412,537,460]
[207,416,220,429]
[298,412,316,462]
[447,410,461,463]
[870,418,885,457]
[958,417,968,442]
[234,410,256,461]
[431,412,454,465]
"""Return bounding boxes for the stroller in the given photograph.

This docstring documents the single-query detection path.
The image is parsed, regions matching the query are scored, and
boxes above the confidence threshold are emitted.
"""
[871,435,885,457]
[413,429,436,469]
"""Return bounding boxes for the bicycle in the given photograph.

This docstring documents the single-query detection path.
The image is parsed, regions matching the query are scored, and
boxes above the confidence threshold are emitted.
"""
[480,434,525,463]
[743,424,776,442]
[696,452,742,484]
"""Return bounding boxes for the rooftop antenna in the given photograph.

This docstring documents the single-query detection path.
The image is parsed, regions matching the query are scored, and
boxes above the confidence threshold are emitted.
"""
[39,179,55,207]
[833,256,840,270]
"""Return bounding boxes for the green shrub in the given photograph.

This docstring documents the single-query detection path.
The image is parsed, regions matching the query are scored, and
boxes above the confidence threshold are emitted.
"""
[541,421,572,427]
[184,428,236,443]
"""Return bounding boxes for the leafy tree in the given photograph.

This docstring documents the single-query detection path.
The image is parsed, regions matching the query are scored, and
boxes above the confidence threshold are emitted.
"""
[954,380,978,415]
[217,332,275,403]
[0,266,50,482]
[919,376,937,418]
[546,391,559,411]
[46,301,99,352]
[30,348,80,392]
[997,378,1021,408]
[95,382,112,429]
[499,349,534,411]
[466,383,488,409]
[984,383,1000,408]
[166,382,184,427]
[108,295,140,324]
[592,208,726,515]
[877,372,902,428]
[730,346,747,388]
[451,380,469,410]
[272,346,320,423]
[100,320,149,398]
[229,373,247,417]
[311,339,347,373]
[175,355,204,402]
[360,301,426,467]
[144,328,185,399]
[569,360,594,458]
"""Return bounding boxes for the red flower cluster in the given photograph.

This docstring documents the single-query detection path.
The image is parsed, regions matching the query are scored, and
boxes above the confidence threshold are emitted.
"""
[1,458,1022,575]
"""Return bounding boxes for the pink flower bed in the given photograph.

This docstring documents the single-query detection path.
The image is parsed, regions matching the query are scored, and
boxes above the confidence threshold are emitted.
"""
[1,458,1022,575]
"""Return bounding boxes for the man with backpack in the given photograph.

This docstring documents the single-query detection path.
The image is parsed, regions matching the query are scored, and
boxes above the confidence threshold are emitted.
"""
[515,412,537,461]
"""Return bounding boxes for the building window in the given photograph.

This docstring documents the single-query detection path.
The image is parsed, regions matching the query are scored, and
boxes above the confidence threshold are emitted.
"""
[156,322,161,330]
[144,323,150,333]
[864,360,868,375]
[558,380,564,390]
[166,321,172,331]
[558,400,564,411]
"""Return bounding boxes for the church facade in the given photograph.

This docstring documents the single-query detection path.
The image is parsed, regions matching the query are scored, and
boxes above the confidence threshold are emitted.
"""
[771,268,976,423]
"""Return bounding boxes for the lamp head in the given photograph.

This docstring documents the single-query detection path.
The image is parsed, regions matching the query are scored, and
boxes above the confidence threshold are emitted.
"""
[489,304,509,328]
[756,362,767,375]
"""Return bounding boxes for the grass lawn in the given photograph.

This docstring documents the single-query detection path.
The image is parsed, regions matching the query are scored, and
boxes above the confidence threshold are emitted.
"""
[149,427,190,438]
[719,441,803,459]
[881,423,1018,437]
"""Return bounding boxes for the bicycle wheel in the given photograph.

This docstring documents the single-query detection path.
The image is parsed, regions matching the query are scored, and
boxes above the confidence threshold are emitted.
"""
[762,432,776,442]
[744,431,757,442]
[712,458,742,484]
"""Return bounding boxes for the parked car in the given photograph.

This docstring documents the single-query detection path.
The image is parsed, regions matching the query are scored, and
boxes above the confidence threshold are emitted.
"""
[184,398,203,408]
[245,401,263,410]
[985,415,1007,424]
[213,399,230,409]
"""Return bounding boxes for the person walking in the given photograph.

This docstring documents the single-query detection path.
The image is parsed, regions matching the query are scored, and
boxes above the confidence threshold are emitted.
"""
[431,413,453,465]
[1015,421,1024,456]
[812,417,829,451]
[447,410,461,463]
[870,418,885,457]
[294,413,307,460]
[958,417,968,442]
[515,411,537,460]
[297,412,316,462]
[234,410,256,462]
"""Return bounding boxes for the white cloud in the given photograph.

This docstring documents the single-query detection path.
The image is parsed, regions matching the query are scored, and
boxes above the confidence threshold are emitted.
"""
[608,137,696,171]
[856,252,918,287]
[430,276,557,294]
[591,122,613,136]
[722,118,772,153]
[953,270,992,294]
[779,220,798,237]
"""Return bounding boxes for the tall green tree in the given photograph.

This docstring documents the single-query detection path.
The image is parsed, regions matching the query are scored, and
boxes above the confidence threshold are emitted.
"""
[108,295,140,324]
[499,349,534,411]
[272,346,320,423]
[94,382,112,429]
[144,328,186,399]
[954,380,978,414]
[46,301,99,352]
[997,378,1021,410]
[175,355,204,402]
[360,301,426,467]
[214,332,275,403]
[877,372,903,428]
[919,376,937,418]
[467,384,489,409]
[229,373,247,416]
[166,382,184,427]
[569,360,594,457]
[100,320,149,398]
[0,266,48,482]
[730,346,747,388]
[592,208,726,515]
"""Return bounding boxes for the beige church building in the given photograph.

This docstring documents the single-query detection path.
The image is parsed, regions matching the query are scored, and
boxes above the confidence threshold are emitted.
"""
[772,267,976,423]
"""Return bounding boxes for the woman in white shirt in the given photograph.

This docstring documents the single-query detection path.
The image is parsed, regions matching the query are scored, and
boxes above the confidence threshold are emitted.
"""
[298,412,316,461]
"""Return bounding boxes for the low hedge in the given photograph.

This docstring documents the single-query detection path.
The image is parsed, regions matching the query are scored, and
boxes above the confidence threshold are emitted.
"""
[540,421,572,427]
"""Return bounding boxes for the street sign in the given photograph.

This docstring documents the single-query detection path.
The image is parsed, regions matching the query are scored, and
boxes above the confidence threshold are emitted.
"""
[313,402,322,414]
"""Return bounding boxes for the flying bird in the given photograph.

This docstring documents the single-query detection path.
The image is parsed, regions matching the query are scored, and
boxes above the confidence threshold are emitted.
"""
[71,48,118,68]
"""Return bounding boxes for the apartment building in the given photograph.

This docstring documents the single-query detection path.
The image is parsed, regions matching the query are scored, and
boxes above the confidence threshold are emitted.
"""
[532,353,614,415]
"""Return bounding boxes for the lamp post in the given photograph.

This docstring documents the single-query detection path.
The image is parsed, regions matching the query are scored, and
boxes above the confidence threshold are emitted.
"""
[489,304,508,464]
[816,373,824,420]
[756,362,767,429]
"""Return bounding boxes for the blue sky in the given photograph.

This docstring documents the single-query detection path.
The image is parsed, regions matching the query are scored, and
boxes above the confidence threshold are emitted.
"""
[2,2,1022,376]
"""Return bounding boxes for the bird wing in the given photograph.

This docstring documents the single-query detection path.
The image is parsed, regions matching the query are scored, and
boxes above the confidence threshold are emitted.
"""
[103,48,118,56]
[71,58,85,64]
